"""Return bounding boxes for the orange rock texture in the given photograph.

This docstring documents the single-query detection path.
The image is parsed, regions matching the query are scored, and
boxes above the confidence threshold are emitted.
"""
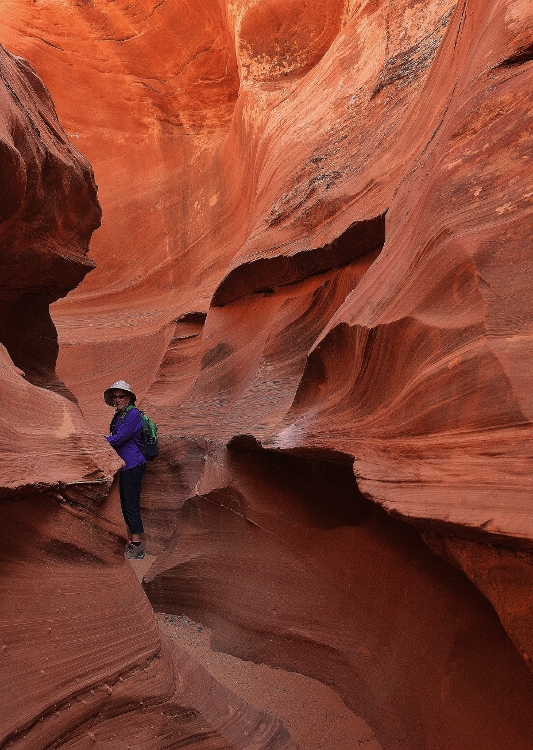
[2,0,533,748]
[0,38,292,750]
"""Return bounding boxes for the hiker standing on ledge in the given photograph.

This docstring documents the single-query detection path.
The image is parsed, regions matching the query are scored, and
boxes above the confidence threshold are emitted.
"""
[104,380,146,560]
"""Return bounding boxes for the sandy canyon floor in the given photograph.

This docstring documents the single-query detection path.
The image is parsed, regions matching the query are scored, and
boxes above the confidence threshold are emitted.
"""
[130,556,382,750]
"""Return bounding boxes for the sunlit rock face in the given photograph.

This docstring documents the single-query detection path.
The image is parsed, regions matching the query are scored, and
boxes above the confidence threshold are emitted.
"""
[3,0,533,748]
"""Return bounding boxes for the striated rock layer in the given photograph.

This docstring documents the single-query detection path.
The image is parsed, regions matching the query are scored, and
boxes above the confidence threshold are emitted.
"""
[0,39,293,750]
[2,0,533,748]
[0,44,100,397]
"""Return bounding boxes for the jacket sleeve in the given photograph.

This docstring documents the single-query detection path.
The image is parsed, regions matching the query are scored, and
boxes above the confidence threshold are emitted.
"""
[106,409,142,448]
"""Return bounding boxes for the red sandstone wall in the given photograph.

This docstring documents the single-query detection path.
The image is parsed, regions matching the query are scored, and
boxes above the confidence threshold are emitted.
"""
[2,0,533,748]
[0,35,292,750]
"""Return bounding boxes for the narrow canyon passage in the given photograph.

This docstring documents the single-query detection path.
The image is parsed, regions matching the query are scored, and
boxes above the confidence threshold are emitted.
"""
[2,0,533,747]
[140,446,533,750]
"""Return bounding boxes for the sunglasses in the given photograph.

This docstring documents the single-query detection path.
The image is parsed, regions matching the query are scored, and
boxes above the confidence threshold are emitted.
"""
[111,394,129,401]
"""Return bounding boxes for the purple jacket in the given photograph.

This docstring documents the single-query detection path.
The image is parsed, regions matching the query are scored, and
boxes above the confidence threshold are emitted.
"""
[106,406,146,470]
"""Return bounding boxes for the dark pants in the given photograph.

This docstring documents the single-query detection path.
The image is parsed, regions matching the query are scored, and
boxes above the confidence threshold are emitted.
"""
[119,463,146,535]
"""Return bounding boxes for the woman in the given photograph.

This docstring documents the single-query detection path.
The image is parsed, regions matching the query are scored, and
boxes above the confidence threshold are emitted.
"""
[104,380,146,560]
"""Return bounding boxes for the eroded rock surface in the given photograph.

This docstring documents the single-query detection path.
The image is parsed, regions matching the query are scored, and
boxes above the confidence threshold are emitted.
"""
[0,45,100,396]
[2,0,533,748]
[0,39,293,750]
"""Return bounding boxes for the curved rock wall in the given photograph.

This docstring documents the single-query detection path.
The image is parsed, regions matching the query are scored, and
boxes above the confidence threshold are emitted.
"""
[2,0,533,748]
[0,38,292,750]
[0,45,100,395]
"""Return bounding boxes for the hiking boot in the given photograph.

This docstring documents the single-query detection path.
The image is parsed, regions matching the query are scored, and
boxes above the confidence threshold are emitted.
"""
[125,542,145,560]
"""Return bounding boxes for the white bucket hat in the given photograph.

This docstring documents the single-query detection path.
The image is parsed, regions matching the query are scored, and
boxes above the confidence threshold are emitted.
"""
[103,380,137,407]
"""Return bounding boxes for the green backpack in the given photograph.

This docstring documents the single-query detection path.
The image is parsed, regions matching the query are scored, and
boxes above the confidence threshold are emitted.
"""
[139,410,159,460]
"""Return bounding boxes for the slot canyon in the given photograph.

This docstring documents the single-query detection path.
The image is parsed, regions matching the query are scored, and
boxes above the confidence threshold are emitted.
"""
[1,0,533,748]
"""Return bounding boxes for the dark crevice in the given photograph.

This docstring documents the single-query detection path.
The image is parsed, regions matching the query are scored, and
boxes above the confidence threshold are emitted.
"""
[225,438,373,528]
[227,433,263,452]
[228,433,356,468]
[497,42,533,67]
[0,294,79,402]
[211,212,386,307]
[404,509,533,554]
[175,310,207,325]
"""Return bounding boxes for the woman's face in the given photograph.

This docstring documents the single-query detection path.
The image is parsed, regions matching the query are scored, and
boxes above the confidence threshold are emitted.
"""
[111,390,131,412]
